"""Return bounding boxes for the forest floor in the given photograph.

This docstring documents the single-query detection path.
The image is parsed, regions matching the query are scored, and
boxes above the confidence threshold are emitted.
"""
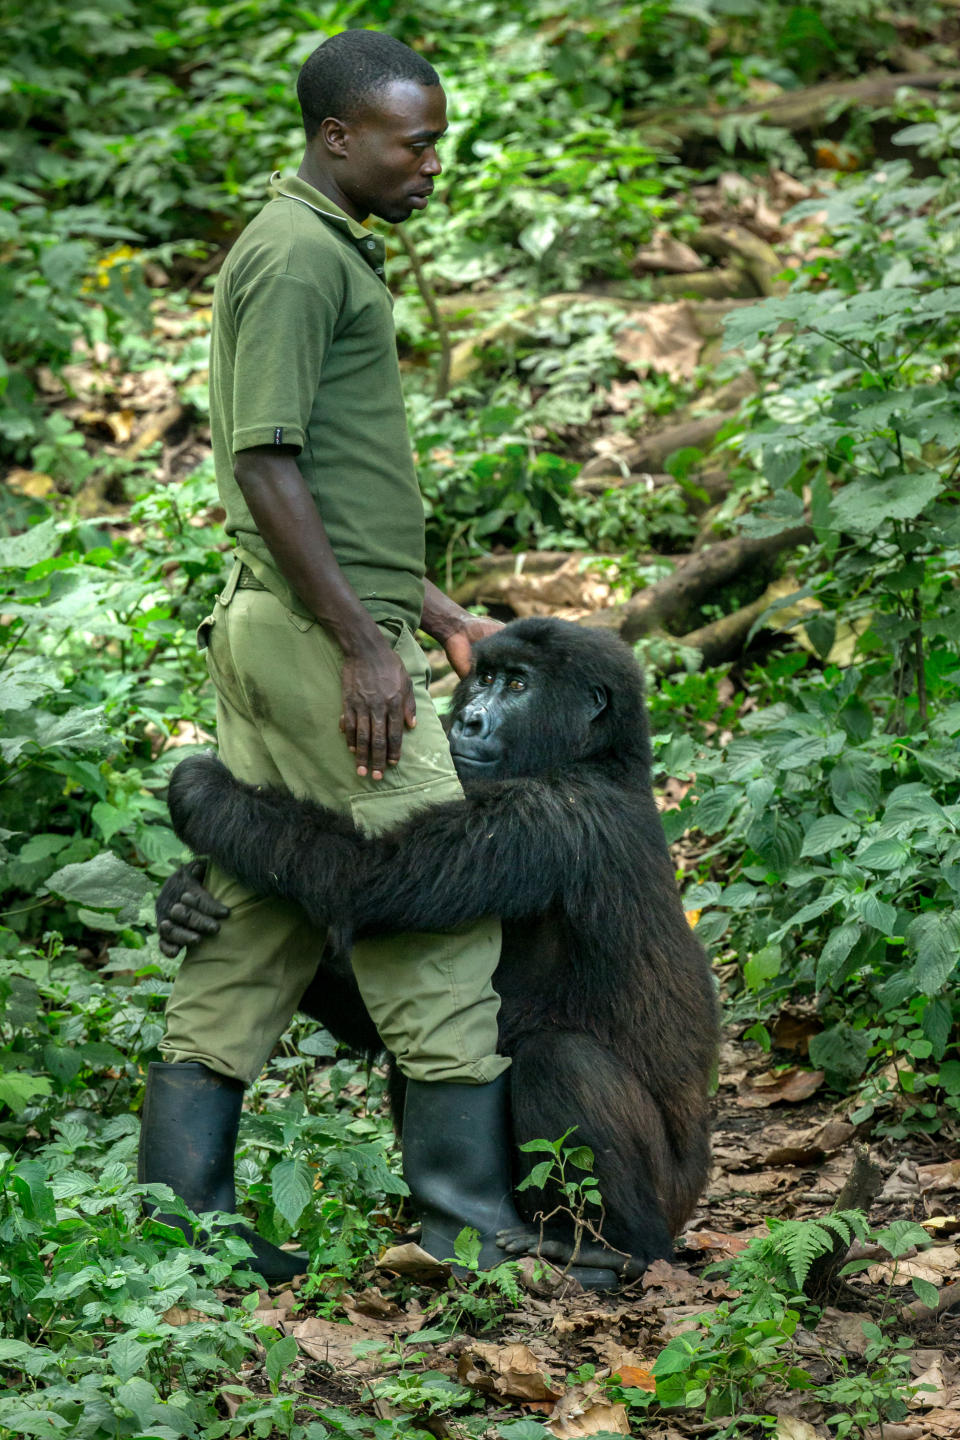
[221,1021,960,1440]
[13,61,960,1432]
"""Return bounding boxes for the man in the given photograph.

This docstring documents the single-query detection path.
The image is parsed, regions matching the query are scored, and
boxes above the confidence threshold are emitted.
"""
[140,29,532,1280]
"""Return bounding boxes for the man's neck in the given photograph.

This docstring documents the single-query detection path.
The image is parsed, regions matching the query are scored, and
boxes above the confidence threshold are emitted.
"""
[296,155,368,224]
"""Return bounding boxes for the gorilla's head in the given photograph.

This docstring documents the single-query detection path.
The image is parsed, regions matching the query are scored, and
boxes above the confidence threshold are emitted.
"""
[447,617,651,782]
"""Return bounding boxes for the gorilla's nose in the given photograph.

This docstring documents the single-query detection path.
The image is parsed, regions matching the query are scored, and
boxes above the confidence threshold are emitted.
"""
[451,700,492,740]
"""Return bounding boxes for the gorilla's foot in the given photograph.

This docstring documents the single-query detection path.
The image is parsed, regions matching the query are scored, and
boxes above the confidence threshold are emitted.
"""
[138,1061,308,1284]
[497,1223,659,1288]
[402,1074,541,1272]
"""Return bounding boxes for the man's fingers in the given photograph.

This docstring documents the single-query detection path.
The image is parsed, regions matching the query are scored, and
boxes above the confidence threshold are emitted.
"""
[369,712,389,780]
[353,709,371,776]
[404,683,417,729]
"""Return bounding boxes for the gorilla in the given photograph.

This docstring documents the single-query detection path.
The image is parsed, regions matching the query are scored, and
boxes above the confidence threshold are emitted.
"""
[160,617,718,1281]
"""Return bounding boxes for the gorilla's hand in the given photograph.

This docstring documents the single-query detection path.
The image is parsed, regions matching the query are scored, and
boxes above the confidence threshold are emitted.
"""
[156,858,230,957]
[167,752,237,853]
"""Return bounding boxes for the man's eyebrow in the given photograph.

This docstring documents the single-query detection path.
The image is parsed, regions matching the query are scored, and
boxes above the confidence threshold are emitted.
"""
[406,126,448,141]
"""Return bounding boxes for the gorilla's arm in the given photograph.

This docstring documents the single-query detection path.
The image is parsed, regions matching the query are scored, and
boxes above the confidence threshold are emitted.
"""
[167,753,602,935]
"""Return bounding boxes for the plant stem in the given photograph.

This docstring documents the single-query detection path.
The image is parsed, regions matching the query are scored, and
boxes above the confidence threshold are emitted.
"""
[394,228,452,401]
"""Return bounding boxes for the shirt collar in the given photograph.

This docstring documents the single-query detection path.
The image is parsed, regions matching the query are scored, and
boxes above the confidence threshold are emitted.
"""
[270,172,387,278]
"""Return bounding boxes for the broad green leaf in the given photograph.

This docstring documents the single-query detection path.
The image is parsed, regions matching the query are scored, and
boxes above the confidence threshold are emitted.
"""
[0,1071,52,1114]
[0,517,57,568]
[830,753,881,819]
[801,814,858,857]
[911,1275,940,1310]
[45,851,151,920]
[106,1335,150,1384]
[907,910,960,995]
[744,944,782,992]
[693,786,740,834]
[856,891,898,936]
[816,923,861,989]
[856,837,910,871]
[746,811,803,872]
[830,469,942,533]
[270,1158,314,1228]
[264,1333,298,1388]
[808,1024,872,1083]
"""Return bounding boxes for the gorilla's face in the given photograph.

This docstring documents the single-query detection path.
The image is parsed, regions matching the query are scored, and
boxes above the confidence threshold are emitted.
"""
[447,625,610,782]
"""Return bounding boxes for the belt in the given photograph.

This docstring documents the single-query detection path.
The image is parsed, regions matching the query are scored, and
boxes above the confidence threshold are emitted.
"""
[237,564,266,591]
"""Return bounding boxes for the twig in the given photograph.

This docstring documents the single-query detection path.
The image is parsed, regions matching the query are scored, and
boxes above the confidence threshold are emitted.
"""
[394,228,452,401]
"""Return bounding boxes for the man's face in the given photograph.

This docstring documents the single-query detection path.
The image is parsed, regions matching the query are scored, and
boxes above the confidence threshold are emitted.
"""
[337,80,447,224]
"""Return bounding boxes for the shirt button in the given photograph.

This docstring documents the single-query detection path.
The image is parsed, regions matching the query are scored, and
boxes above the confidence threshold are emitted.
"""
[375,265,384,275]
[365,239,376,250]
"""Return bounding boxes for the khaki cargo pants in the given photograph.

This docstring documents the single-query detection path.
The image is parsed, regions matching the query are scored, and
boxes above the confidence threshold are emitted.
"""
[161,563,507,1087]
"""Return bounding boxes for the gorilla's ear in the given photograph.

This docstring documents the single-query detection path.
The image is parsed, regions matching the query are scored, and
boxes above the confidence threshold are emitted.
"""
[589,684,610,720]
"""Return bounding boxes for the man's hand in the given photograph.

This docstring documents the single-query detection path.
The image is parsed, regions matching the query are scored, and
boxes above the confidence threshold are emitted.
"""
[420,579,504,679]
[442,615,504,679]
[340,644,417,780]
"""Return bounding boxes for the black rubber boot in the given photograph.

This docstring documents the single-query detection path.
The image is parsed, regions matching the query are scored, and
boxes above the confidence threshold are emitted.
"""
[401,1074,619,1289]
[138,1061,308,1284]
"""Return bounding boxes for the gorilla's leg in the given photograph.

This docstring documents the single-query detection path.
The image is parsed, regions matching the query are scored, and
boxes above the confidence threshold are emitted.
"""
[501,1033,675,1280]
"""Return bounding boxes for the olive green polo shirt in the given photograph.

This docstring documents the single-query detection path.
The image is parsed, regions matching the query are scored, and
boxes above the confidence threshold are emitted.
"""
[208,173,426,629]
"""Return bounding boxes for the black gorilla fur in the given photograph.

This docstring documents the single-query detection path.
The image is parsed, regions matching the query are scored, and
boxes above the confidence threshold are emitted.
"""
[165,617,718,1276]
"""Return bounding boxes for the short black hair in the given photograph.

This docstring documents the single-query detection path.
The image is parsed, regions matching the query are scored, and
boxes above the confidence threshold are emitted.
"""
[297,30,440,138]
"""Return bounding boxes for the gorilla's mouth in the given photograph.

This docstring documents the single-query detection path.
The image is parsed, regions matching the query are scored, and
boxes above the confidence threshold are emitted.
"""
[450,748,500,776]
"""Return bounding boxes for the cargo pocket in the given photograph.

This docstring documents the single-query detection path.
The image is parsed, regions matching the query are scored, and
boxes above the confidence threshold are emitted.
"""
[349,774,463,838]
[196,612,216,651]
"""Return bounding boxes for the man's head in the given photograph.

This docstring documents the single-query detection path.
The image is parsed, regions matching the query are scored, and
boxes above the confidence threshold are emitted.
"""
[297,30,446,225]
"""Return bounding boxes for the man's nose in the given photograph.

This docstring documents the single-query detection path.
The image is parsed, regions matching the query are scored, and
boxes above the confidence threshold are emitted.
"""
[422,148,442,177]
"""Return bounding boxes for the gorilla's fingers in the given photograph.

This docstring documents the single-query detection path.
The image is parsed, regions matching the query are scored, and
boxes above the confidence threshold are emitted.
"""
[158,918,200,954]
[180,888,230,920]
[169,899,222,935]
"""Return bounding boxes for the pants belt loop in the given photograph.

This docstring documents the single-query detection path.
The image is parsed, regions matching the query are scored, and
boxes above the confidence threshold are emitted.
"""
[220,555,243,607]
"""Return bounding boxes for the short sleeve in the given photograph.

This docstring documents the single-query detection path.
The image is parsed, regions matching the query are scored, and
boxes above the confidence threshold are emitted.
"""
[230,274,339,453]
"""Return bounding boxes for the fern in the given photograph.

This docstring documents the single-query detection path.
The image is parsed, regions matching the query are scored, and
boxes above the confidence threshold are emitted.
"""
[725,1211,871,1300]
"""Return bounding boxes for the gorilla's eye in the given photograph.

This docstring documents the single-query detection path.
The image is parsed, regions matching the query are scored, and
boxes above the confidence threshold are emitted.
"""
[477,670,495,686]
[508,678,526,692]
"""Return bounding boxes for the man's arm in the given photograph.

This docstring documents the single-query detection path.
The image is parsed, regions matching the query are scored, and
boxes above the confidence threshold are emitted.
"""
[419,579,503,678]
[234,449,416,781]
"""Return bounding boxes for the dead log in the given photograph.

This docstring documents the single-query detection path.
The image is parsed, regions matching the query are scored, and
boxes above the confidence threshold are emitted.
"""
[690,224,785,297]
[582,525,814,643]
[579,414,732,483]
[449,551,621,608]
[632,70,960,145]
[652,268,755,301]
[667,584,780,669]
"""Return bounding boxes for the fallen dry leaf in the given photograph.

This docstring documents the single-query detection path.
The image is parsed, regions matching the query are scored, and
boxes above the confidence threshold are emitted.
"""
[918,1160,960,1193]
[163,1305,207,1325]
[288,1315,385,1375]
[764,1119,856,1167]
[641,1259,700,1298]
[632,232,703,274]
[615,302,705,384]
[866,1245,960,1286]
[614,1365,656,1392]
[5,469,56,499]
[546,1381,631,1438]
[679,1227,753,1256]
[458,1342,562,1403]
[816,1308,875,1359]
[737,1067,825,1108]
[776,1419,821,1440]
[376,1242,450,1280]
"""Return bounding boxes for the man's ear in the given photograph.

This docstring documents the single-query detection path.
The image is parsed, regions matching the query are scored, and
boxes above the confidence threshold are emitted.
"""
[319,116,349,158]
